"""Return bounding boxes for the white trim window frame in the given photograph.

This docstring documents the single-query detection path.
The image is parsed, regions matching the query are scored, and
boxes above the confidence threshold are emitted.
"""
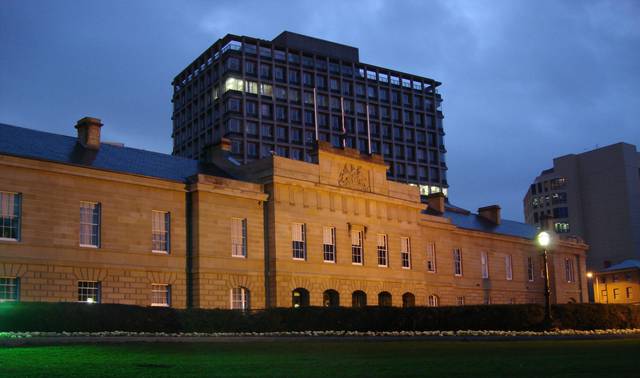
[400,237,411,269]
[527,256,535,282]
[351,230,364,265]
[152,210,171,253]
[231,218,247,257]
[456,296,465,306]
[505,254,513,281]
[292,223,306,260]
[0,191,21,241]
[377,234,388,267]
[79,201,100,248]
[0,277,19,302]
[151,284,171,307]
[481,251,489,279]
[426,242,436,273]
[565,257,575,282]
[428,294,439,307]
[453,248,463,276]
[78,281,100,303]
[322,226,336,263]
[230,287,250,310]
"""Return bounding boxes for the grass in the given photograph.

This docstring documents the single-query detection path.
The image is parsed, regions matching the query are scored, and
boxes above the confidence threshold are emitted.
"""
[1,339,639,377]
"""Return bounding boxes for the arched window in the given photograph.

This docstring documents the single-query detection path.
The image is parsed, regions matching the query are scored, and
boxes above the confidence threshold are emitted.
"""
[230,287,250,310]
[352,290,367,308]
[402,292,415,308]
[292,288,310,308]
[378,291,392,307]
[323,289,340,307]
[427,294,439,307]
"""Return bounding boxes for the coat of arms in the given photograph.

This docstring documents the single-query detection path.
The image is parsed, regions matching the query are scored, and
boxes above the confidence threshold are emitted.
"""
[337,164,371,191]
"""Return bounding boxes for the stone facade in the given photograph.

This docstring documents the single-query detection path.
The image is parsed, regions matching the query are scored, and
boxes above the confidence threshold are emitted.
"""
[0,128,589,309]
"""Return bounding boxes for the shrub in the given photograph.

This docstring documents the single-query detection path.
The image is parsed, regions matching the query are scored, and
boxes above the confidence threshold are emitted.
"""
[1,302,638,332]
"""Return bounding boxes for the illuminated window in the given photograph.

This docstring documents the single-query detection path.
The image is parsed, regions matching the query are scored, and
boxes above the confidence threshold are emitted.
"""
[231,287,250,310]
[245,81,258,94]
[224,77,244,92]
[377,234,388,267]
[292,223,306,260]
[481,251,489,279]
[351,230,363,265]
[426,242,437,272]
[0,277,19,302]
[78,281,100,303]
[231,218,247,257]
[151,211,170,253]
[79,202,100,248]
[453,249,463,276]
[0,191,21,241]
[401,237,411,269]
[428,294,439,307]
[323,226,336,263]
[505,255,513,281]
[151,284,170,307]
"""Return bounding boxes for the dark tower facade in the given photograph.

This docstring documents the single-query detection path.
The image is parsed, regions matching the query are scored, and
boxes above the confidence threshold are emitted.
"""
[171,31,448,197]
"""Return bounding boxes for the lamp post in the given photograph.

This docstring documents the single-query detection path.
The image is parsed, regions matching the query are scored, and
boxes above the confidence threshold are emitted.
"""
[537,231,552,326]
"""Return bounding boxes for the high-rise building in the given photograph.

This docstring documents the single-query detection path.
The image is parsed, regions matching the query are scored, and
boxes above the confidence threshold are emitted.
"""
[523,142,640,269]
[171,31,448,198]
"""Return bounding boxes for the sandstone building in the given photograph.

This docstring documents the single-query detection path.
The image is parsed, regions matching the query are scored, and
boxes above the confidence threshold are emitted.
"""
[0,118,588,308]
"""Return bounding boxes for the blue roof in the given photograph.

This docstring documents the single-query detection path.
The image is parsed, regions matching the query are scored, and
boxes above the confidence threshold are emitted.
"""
[0,123,209,182]
[444,210,538,240]
[601,259,640,272]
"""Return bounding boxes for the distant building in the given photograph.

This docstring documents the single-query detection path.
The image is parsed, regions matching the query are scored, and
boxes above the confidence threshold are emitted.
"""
[0,118,588,308]
[594,260,640,305]
[523,143,640,269]
[171,31,448,199]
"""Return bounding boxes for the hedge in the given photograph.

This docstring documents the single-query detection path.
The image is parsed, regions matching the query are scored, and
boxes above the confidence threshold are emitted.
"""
[0,302,638,332]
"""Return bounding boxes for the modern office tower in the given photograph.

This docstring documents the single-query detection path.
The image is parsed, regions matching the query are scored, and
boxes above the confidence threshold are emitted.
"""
[523,142,640,269]
[171,31,448,197]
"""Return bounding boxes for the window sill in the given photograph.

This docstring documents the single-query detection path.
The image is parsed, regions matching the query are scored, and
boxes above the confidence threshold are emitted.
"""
[0,238,19,243]
[427,270,436,274]
[79,244,99,249]
[292,258,306,261]
[378,265,388,268]
[152,250,169,255]
[402,266,411,270]
[323,260,335,264]
[151,304,170,307]
[232,255,247,259]
[351,262,363,266]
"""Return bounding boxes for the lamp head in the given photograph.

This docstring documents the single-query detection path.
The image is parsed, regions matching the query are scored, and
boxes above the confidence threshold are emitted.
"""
[537,231,551,247]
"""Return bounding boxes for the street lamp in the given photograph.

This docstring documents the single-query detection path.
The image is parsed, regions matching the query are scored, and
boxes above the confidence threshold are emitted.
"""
[537,231,552,326]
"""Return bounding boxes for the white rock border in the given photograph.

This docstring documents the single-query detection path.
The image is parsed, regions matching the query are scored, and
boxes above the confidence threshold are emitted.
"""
[2,329,640,339]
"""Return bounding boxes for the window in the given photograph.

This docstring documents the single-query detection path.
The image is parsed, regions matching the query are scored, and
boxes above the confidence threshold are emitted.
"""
[78,281,100,303]
[564,257,575,282]
[505,255,513,281]
[351,230,363,265]
[151,211,170,253]
[453,249,463,276]
[456,296,465,306]
[626,287,632,298]
[527,257,534,282]
[400,237,411,269]
[601,290,608,300]
[426,242,437,272]
[481,252,489,279]
[80,201,100,248]
[231,218,247,257]
[231,287,250,310]
[377,234,388,267]
[428,294,439,307]
[323,226,336,263]
[613,288,620,300]
[292,223,306,260]
[151,284,170,307]
[0,191,21,241]
[0,277,19,302]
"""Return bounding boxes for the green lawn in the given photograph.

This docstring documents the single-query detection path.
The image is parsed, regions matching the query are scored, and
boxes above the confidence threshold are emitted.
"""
[1,339,639,377]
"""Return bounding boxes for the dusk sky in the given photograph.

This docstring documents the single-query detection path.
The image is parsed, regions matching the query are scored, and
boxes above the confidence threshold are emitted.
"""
[1,0,638,221]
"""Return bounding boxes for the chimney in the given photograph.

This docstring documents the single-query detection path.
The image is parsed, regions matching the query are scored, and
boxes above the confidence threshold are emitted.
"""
[426,192,446,214]
[478,205,501,225]
[202,138,232,164]
[75,117,103,150]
